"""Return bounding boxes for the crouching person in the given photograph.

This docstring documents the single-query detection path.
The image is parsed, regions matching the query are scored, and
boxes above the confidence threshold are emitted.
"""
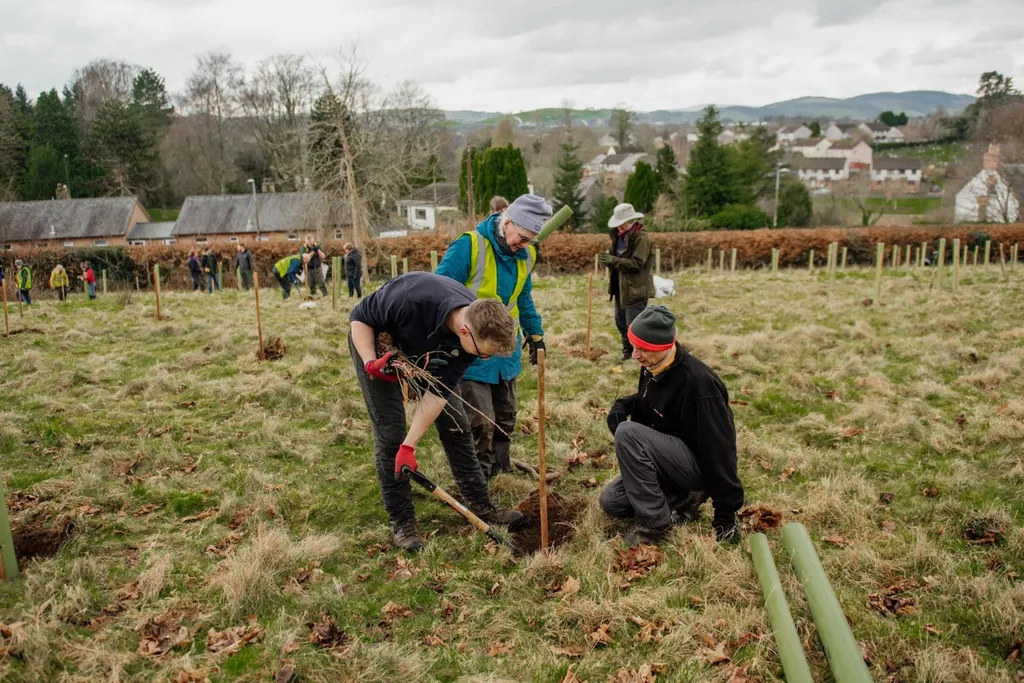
[598,305,744,545]
[349,272,527,552]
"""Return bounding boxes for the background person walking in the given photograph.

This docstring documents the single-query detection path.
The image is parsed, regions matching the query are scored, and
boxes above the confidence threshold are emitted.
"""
[201,248,220,292]
[599,203,654,361]
[235,244,254,291]
[15,259,32,305]
[50,264,70,301]
[343,243,362,298]
[301,236,329,297]
[79,262,96,299]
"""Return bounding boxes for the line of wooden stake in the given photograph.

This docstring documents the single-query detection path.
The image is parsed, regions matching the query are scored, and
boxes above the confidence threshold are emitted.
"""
[2,278,9,338]
[254,271,265,362]
[874,242,884,303]
[730,248,737,273]
[585,272,593,361]
[952,238,961,292]
[154,265,162,320]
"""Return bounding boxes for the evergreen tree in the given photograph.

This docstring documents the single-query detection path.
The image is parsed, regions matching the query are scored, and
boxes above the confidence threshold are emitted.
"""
[551,136,586,230]
[465,144,528,214]
[131,69,173,141]
[24,89,85,199]
[808,121,821,137]
[22,144,63,200]
[87,100,154,196]
[776,181,812,227]
[730,126,779,205]
[654,145,677,196]
[610,107,634,150]
[685,106,737,217]
[623,160,658,214]
[591,192,618,233]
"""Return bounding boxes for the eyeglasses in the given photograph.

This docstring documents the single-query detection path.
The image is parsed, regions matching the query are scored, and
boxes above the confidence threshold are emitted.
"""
[504,219,538,246]
[466,327,491,360]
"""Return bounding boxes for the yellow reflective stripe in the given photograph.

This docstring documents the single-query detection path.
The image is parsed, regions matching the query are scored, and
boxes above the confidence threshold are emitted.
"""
[466,232,486,295]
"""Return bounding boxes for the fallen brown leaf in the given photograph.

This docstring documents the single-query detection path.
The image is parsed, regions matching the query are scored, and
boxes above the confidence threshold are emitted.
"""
[586,623,613,647]
[181,507,217,523]
[137,611,190,657]
[616,545,662,583]
[737,505,782,532]
[823,535,852,548]
[607,664,657,683]
[881,520,897,535]
[868,580,921,617]
[228,504,255,530]
[183,456,202,474]
[879,492,895,505]
[381,601,412,623]
[1008,639,1023,662]
[134,504,158,517]
[923,624,942,636]
[560,669,585,683]
[77,504,102,516]
[557,576,581,599]
[386,556,419,581]
[778,467,796,482]
[550,644,586,657]
[207,615,262,654]
[920,487,939,498]
[697,642,731,666]
[487,641,512,657]
[423,634,447,647]
[274,663,295,683]
[307,614,349,650]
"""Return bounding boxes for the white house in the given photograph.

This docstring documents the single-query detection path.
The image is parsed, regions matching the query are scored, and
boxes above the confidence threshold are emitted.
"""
[859,122,905,143]
[954,145,1023,223]
[790,137,834,158]
[776,125,812,145]
[586,152,650,176]
[717,129,750,146]
[870,157,922,189]
[686,132,699,143]
[793,157,850,188]
[826,139,873,168]
[396,182,459,230]
[823,123,863,141]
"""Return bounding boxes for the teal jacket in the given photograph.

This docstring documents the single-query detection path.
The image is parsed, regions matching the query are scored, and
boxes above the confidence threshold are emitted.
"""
[435,214,543,384]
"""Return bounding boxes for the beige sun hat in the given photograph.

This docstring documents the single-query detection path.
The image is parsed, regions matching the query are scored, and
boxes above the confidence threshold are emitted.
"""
[608,202,644,228]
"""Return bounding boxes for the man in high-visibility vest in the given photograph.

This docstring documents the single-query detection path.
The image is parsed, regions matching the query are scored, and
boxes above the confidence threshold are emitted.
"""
[273,253,307,299]
[436,194,548,479]
[15,259,32,305]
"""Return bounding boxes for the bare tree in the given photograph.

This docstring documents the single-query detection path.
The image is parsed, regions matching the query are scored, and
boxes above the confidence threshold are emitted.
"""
[176,51,243,195]
[492,116,516,147]
[238,53,316,190]
[610,105,635,150]
[308,49,444,278]
[70,58,138,132]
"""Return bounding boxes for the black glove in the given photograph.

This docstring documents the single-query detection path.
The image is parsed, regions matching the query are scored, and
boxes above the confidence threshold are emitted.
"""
[606,397,634,436]
[523,336,545,365]
[714,517,740,544]
[599,253,616,267]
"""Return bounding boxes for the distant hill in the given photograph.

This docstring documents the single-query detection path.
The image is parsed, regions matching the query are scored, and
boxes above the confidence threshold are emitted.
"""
[444,90,975,128]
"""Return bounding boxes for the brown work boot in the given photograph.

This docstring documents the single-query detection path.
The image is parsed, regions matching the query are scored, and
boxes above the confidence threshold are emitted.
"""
[469,501,526,531]
[391,518,423,552]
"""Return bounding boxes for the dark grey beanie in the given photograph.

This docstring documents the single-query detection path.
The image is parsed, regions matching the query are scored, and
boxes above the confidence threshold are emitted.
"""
[627,305,677,351]
[506,194,553,234]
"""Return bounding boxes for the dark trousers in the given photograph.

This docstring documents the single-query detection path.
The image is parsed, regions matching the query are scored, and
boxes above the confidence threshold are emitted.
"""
[18,289,31,305]
[459,378,516,478]
[347,274,362,298]
[239,269,253,291]
[191,273,203,291]
[308,265,328,297]
[275,272,293,299]
[56,287,67,301]
[349,335,491,524]
[599,422,704,530]
[206,272,220,293]
[614,294,647,354]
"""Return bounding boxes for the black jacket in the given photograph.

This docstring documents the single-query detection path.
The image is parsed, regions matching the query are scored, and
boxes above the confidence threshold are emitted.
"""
[201,253,217,272]
[344,249,361,277]
[619,344,743,526]
[607,224,654,307]
[188,257,202,275]
[236,250,254,272]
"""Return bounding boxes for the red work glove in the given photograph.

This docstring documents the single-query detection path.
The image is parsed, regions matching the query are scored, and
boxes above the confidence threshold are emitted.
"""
[365,350,399,382]
[394,444,417,480]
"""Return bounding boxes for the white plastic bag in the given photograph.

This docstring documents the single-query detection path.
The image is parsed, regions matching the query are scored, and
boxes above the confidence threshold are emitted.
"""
[653,275,676,298]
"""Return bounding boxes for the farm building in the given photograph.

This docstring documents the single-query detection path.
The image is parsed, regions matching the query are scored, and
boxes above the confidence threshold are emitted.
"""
[127,221,176,245]
[954,145,1023,223]
[172,192,351,245]
[396,182,459,230]
[0,196,151,250]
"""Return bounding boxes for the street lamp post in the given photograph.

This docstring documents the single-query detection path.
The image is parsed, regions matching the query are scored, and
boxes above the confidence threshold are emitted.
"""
[772,163,789,228]
[248,179,261,240]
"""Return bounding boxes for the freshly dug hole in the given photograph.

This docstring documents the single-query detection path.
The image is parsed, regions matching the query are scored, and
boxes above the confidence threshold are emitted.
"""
[261,337,287,361]
[512,490,581,554]
[11,513,75,569]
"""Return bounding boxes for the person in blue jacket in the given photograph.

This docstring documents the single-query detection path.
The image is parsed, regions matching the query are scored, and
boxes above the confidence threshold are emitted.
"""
[435,194,548,479]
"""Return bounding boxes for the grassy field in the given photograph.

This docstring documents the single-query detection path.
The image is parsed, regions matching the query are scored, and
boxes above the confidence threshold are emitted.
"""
[1,265,1022,682]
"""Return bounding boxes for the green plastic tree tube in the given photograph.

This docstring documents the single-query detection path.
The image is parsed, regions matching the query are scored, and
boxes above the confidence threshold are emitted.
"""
[536,205,574,243]
[782,523,872,683]
[750,534,813,683]
[0,481,19,580]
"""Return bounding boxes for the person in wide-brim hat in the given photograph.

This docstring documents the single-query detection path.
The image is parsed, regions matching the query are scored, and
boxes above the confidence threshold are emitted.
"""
[598,203,655,361]
[598,304,745,546]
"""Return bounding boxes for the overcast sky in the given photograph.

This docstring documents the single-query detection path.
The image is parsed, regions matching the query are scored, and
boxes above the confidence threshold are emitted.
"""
[2,0,1022,112]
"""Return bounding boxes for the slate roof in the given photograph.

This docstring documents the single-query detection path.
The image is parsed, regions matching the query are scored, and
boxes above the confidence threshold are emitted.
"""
[398,182,459,206]
[792,137,829,148]
[127,222,176,241]
[864,121,894,132]
[830,139,867,150]
[873,157,922,171]
[0,197,147,242]
[793,157,848,171]
[173,192,350,236]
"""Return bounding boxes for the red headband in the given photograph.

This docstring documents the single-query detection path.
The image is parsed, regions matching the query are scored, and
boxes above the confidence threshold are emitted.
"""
[627,328,675,352]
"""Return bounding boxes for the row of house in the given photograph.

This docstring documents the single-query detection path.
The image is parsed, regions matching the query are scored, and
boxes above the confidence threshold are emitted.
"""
[791,156,924,190]
[777,121,905,145]
[0,191,352,250]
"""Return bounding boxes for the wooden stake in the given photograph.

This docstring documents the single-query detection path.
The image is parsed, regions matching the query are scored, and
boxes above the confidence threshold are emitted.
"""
[331,259,336,311]
[937,238,946,290]
[706,248,713,274]
[0,480,19,581]
[537,348,548,553]
[717,250,724,272]
[771,248,779,274]
[136,273,140,292]
[154,265,162,320]
[390,255,398,279]
[253,271,265,362]
[808,249,815,275]
[920,241,927,268]
[585,272,593,360]
[217,261,223,290]
[890,245,898,269]
[962,244,967,266]
[952,238,960,292]
[1,278,9,338]
[874,242,884,303]
[430,250,438,272]
[904,244,912,269]
[102,269,108,294]
[594,253,599,277]
[999,243,1006,279]
[402,257,409,275]
[984,240,991,270]
[655,248,661,275]
[914,247,920,269]
[973,245,979,267]
[840,246,847,270]
[730,248,737,273]
[828,243,837,290]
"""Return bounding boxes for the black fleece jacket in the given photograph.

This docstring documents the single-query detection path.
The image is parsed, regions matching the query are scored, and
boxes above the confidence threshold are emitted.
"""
[619,344,744,527]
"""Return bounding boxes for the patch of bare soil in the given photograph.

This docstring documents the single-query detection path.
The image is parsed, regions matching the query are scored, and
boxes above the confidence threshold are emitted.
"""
[511,490,581,554]
[7,328,46,336]
[12,512,75,568]
[261,337,287,361]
